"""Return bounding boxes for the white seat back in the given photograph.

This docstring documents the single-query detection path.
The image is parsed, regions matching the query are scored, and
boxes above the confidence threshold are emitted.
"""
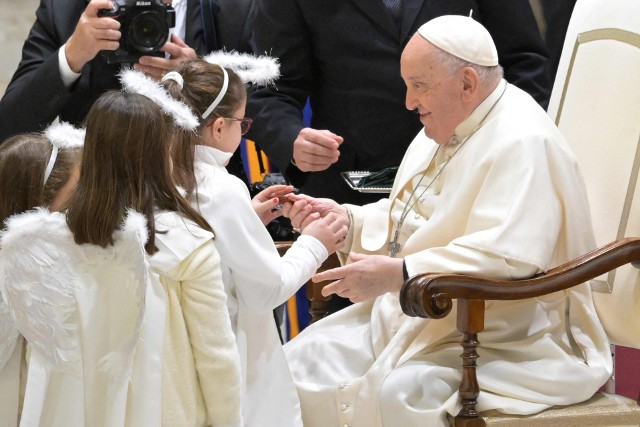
[547,0,640,348]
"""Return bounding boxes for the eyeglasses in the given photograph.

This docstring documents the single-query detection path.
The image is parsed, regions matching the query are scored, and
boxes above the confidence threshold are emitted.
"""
[224,117,253,135]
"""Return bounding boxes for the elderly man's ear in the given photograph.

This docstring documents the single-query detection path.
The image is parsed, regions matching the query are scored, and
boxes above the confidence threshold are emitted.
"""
[461,67,480,100]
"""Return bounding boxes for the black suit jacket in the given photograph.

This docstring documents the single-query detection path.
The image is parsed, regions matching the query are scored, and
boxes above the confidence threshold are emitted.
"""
[247,0,551,204]
[0,0,254,142]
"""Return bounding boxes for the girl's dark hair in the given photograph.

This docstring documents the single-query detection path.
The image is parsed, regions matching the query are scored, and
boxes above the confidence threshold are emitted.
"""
[66,91,212,255]
[163,59,246,194]
[0,133,81,226]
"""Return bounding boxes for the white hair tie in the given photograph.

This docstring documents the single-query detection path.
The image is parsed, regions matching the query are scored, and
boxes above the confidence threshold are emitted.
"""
[161,71,184,89]
[201,66,228,120]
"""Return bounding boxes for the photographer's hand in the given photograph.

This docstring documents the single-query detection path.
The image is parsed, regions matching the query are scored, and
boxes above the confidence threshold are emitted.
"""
[65,0,121,73]
[251,184,295,225]
[136,34,197,80]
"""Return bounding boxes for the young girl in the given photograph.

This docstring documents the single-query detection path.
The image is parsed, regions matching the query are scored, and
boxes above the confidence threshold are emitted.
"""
[0,122,84,427]
[121,58,347,427]
[1,92,242,426]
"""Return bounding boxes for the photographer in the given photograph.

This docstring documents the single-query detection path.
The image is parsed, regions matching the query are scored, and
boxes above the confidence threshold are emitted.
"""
[0,0,254,179]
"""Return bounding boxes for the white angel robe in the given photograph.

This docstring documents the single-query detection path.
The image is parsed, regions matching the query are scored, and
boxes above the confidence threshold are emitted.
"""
[284,81,613,427]
[149,210,242,427]
[189,145,329,427]
[0,294,23,427]
[0,209,149,427]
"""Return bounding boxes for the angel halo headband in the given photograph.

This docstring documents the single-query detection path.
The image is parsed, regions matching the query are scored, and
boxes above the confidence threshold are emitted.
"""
[119,68,200,131]
[201,51,280,120]
[120,52,279,127]
[43,121,85,186]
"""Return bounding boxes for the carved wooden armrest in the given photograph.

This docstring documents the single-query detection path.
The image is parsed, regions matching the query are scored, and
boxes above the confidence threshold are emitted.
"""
[398,237,640,427]
[400,237,640,319]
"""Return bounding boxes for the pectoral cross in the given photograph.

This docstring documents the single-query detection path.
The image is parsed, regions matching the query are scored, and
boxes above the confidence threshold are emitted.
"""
[388,228,401,257]
[388,241,401,257]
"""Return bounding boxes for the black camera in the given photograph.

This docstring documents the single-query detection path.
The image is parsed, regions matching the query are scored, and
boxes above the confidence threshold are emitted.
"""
[249,173,299,241]
[98,0,176,64]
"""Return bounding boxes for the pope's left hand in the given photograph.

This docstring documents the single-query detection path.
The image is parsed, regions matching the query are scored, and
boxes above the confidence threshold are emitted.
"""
[134,34,197,80]
[314,253,405,302]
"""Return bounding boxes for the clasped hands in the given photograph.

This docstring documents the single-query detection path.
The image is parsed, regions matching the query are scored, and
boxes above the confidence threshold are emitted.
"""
[273,191,405,303]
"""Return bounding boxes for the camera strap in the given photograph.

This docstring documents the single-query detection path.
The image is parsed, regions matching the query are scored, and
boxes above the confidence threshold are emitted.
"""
[199,0,218,50]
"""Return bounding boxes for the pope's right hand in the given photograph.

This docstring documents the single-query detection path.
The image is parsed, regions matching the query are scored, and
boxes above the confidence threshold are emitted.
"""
[65,0,121,73]
[291,128,343,172]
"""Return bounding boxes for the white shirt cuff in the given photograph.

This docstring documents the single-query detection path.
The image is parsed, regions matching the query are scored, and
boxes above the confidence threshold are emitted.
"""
[58,44,81,88]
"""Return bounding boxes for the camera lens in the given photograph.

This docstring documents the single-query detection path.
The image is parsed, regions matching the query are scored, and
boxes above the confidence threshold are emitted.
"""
[129,11,168,52]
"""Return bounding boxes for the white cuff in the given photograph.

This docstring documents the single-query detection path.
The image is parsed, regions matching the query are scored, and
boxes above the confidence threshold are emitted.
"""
[58,44,81,88]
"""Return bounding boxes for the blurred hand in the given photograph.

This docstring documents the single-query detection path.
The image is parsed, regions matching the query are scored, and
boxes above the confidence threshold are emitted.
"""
[65,0,121,72]
[135,34,197,79]
[292,128,343,172]
[314,253,405,303]
[251,184,295,225]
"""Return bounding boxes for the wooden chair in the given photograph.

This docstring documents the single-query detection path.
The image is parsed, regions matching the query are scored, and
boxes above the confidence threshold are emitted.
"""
[399,0,640,425]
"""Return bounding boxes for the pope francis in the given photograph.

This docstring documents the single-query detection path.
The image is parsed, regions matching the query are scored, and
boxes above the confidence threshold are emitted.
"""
[282,15,612,427]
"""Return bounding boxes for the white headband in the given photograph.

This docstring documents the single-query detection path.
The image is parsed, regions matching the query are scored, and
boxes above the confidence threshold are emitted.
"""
[43,146,59,186]
[161,71,184,89]
[119,69,200,130]
[201,66,228,120]
[43,121,85,185]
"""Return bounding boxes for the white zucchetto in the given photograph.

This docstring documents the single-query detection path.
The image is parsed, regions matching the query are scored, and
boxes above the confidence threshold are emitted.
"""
[417,15,499,66]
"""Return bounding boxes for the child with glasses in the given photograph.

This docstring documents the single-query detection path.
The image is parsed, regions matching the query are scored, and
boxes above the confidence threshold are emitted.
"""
[144,58,348,426]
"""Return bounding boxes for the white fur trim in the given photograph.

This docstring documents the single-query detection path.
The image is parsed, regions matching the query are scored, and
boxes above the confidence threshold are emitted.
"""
[44,121,85,150]
[119,69,200,130]
[203,51,280,85]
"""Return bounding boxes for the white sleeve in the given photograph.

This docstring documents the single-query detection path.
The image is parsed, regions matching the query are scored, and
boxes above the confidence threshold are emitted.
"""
[280,235,328,287]
[197,173,327,312]
[58,45,81,88]
[405,242,540,281]
[170,241,242,427]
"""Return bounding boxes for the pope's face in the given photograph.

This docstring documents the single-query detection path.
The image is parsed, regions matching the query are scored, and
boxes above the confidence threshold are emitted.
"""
[401,37,467,145]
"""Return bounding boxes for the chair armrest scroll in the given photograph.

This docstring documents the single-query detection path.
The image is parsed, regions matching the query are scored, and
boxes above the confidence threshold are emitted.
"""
[400,238,640,319]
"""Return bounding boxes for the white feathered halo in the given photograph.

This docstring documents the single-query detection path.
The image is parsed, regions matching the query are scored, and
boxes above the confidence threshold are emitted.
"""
[44,121,85,149]
[202,50,280,85]
[119,68,200,131]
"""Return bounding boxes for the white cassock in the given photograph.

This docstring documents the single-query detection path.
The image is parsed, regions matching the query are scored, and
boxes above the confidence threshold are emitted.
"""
[284,80,612,427]
[190,145,329,427]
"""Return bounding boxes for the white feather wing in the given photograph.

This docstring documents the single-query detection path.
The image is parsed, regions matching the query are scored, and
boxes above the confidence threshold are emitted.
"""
[1,209,80,373]
[0,209,148,377]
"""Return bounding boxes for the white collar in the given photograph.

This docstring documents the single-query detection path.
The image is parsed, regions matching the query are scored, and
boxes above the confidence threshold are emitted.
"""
[454,79,507,140]
[194,144,234,167]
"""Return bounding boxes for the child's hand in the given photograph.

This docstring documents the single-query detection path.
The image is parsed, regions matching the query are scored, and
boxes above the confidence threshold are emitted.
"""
[302,213,349,254]
[251,184,295,225]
